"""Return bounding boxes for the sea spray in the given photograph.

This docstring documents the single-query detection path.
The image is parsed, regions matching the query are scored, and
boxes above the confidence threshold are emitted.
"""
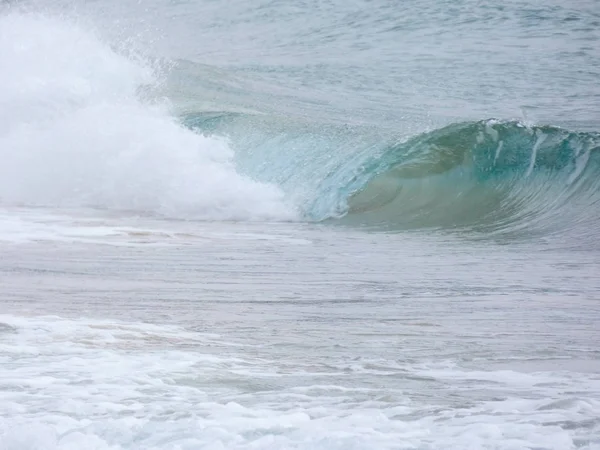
[0,13,297,221]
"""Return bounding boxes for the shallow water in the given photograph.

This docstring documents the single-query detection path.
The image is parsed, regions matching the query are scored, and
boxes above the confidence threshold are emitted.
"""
[1,211,599,449]
[1,0,600,448]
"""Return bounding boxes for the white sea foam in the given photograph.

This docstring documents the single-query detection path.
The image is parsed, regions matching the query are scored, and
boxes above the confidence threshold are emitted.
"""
[0,13,296,222]
[0,314,599,450]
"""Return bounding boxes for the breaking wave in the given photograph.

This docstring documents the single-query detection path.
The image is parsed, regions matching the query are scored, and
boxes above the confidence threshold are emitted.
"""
[2,11,599,242]
[0,12,296,221]
[184,109,599,239]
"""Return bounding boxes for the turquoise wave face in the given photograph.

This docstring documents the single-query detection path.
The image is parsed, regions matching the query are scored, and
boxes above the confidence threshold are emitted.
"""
[341,121,600,237]
[183,113,599,238]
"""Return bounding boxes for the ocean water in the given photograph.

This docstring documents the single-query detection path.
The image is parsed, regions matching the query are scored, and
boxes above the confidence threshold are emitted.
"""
[1,0,600,449]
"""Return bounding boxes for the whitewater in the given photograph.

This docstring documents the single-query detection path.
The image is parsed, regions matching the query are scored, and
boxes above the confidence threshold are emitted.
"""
[1,0,599,449]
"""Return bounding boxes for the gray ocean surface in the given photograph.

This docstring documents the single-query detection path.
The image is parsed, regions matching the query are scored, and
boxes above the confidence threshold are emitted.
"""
[1,0,600,449]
